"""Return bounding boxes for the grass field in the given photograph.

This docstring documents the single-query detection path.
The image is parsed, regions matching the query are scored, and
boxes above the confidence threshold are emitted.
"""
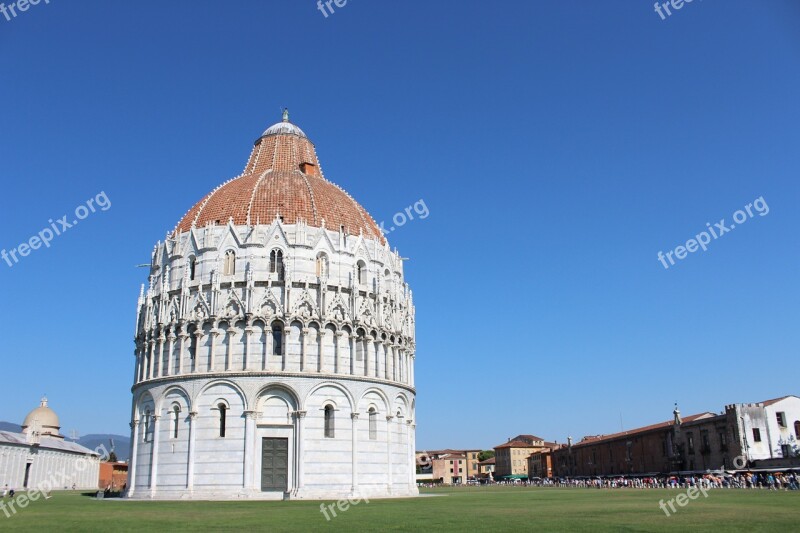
[1,486,797,532]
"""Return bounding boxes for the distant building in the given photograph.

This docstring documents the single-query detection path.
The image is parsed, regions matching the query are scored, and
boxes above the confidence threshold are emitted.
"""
[731,395,800,467]
[416,449,482,484]
[99,462,129,491]
[493,435,554,478]
[550,396,800,478]
[527,449,553,479]
[0,398,101,491]
[477,456,495,479]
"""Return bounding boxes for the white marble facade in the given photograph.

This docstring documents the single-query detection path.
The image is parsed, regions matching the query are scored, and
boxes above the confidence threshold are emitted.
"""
[128,216,418,500]
[0,435,100,492]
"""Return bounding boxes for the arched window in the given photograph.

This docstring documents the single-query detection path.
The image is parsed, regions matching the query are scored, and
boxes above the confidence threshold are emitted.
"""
[218,403,227,438]
[187,326,197,361]
[188,257,196,281]
[324,405,335,438]
[272,323,283,356]
[143,410,151,442]
[795,421,800,439]
[172,406,180,439]
[223,250,236,276]
[316,253,328,278]
[270,250,284,281]
[355,329,365,361]
[356,260,367,285]
[368,407,377,440]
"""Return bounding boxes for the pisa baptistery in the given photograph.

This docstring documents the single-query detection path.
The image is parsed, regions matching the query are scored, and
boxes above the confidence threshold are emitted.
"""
[127,111,417,500]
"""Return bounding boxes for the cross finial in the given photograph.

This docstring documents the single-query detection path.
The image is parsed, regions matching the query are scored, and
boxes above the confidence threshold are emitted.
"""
[282,108,289,122]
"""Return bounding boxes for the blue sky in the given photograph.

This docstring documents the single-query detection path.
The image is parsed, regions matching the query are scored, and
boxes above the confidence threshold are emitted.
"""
[0,1,798,450]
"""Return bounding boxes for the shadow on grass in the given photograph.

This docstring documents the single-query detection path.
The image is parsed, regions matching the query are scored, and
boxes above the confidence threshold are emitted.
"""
[80,491,123,499]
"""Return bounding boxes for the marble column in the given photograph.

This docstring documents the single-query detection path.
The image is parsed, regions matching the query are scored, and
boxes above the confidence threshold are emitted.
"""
[301,328,309,372]
[364,336,373,377]
[390,344,397,381]
[147,340,156,380]
[386,415,394,494]
[224,328,234,371]
[186,411,197,490]
[383,342,390,380]
[335,331,344,374]
[351,412,360,494]
[193,331,203,373]
[319,330,329,373]
[133,347,141,385]
[243,326,254,371]
[166,334,176,376]
[294,410,307,494]
[243,411,257,490]
[157,335,166,377]
[349,333,355,375]
[128,420,140,494]
[408,421,416,489]
[209,328,221,372]
[149,415,161,496]
[282,327,291,371]
[177,331,188,375]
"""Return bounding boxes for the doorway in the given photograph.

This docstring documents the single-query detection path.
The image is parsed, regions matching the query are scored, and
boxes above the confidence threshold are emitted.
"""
[261,437,288,492]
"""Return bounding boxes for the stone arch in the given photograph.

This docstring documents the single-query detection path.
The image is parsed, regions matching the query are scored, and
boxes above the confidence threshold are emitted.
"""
[196,379,248,411]
[256,384,299,426]
[305,383,354,444]
[393,393,410,419]
[156,385,192,413]
[357,387,390,414]
[160,386,192,441]
[135,390,156,419]
[305,382,355,412]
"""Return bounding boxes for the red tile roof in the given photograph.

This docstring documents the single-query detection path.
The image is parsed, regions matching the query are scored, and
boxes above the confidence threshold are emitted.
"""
[761,395,796,406]
[494,440,547,449]
[515,434,545,442]
[173,118,384,243]
[568,413,717,449]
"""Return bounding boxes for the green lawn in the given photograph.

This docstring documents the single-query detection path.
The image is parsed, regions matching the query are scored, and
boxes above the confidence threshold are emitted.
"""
[1,486,797,532]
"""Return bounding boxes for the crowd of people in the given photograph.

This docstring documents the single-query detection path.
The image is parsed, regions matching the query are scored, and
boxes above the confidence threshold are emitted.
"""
[530,472,799,490]
[422,471,800,490]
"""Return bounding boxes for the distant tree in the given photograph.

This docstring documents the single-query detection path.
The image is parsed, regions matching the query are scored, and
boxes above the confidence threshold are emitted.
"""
[107,451,118,463]
[478,450,495,462]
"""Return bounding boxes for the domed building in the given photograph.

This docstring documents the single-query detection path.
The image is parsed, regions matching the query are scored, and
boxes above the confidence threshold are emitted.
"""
[21,397,63,439]
[0,398,101,492]
[128,111,418,500]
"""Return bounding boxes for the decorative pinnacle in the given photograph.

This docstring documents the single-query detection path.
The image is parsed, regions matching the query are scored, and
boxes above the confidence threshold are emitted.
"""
[282,108,289,123]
